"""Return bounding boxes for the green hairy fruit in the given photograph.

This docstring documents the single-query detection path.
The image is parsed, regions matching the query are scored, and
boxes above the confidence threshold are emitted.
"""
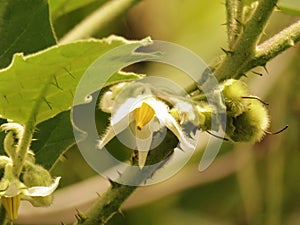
[226,99,270,142]
[221,79,250,117]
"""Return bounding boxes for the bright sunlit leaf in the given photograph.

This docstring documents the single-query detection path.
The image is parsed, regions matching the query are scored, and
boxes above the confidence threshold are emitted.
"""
[0,36,154,124]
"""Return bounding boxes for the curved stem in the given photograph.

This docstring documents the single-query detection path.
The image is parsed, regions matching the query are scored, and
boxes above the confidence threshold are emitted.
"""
[59,0,141,44]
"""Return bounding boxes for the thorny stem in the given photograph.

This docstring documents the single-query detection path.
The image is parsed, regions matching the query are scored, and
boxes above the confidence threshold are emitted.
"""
[218,19,300,78]
[214,0,278,80]
[71,1,300,225]
[11,66,55,178]
[75,184,136,225]
[12,119,35,178]
[253,20,300,68]
[74,132,178,225]
[225,0,244,49]
[59,0,141,44]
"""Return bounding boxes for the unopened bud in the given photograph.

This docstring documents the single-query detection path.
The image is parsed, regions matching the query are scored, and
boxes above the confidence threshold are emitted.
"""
[23,163,54,206]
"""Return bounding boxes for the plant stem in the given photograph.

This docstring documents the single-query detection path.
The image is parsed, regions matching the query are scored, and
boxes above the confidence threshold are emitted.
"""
[211,19,300,82]
[75,132,178,225]
[76,184,136,225]
[225,0,244,49]
[12,75,54,178]
[12,119,35,177]
[252,20,300,68]
[214,0,278,81]
[59,0,141,44]
[66,2,299,225]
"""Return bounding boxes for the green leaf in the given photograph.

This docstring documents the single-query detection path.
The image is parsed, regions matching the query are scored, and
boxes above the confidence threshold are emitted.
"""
[30,104,110,171]
[0,110,74,171]
[0,0,56,69]
[0,36,156,124]
[0,111,73,171]
[31,110,74,171]
[279,0,300,16]
[49,0,106,19]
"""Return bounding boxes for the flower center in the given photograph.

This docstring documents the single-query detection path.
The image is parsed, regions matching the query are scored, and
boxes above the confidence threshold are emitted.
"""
[1,195,20,220]
[134,103,155,130]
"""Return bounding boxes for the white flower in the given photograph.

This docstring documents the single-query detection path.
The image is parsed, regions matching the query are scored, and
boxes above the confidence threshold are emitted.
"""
[98,95,195,168]
[171,100,198,125]
[0,164,60,220]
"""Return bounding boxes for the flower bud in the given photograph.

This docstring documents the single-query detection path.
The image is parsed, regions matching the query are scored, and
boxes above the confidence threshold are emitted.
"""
[1,123,24,159]
[23,163,54,206]
[99,91,114,113]
[99,82,130,113]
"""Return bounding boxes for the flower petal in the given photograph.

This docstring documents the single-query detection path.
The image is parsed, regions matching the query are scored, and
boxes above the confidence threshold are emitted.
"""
[163,114,194,149]
[135,127,153,168]
[3,181,23,197]
[138,151,149,169]
[97,126,116,149]
[98,96,151,150]
[1,195,20,220]
[143,98,194,149]
[112,97,141,125]
[23,177,61,197]
[97,113,134,149]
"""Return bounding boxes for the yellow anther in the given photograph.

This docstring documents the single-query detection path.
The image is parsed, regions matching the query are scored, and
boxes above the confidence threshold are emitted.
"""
[1,195,20,220]
[170,108,180,122]
[134,103,155,130]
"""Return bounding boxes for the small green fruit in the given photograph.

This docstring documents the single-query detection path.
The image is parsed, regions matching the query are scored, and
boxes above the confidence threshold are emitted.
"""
[226,99,270,142]
[221,79,250,116]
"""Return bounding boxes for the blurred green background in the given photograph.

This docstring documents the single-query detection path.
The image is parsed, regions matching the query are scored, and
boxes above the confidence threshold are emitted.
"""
[49,1,300,225]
